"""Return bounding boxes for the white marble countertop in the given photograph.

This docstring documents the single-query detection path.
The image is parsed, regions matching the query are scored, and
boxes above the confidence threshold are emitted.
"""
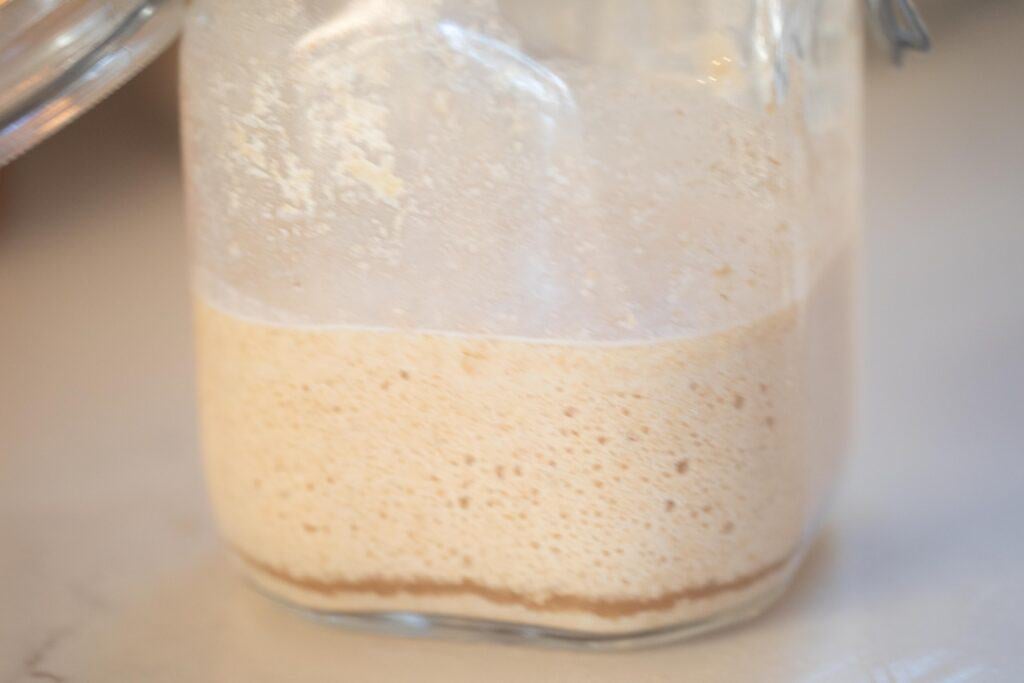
[2,3,1023,681]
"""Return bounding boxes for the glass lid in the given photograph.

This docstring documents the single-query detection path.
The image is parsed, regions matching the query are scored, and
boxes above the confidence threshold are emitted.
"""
[0,0,184,166]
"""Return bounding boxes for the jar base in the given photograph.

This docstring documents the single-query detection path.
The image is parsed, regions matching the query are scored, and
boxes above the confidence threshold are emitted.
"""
[243,555,802,651]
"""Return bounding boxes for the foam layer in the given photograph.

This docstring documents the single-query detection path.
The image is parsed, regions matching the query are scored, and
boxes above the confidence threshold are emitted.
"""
[195,244,854,633]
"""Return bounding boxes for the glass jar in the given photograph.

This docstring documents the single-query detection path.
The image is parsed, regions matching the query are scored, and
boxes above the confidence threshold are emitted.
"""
[183,0,863,647]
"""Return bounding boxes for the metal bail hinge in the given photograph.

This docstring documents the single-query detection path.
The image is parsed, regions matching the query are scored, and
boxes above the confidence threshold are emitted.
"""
[867,0,932,65]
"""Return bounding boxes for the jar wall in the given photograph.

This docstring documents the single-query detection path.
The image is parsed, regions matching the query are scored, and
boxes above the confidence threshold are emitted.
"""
[184,0,861,644]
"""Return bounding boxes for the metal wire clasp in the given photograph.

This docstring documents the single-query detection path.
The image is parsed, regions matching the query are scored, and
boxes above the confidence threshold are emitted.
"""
[868,0,932,64]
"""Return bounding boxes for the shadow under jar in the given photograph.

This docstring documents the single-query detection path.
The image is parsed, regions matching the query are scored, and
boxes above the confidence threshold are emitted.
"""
[183,0,862,648]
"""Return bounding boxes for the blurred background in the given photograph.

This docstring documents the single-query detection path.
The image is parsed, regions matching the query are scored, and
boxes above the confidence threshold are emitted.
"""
[1,1,1023,681]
